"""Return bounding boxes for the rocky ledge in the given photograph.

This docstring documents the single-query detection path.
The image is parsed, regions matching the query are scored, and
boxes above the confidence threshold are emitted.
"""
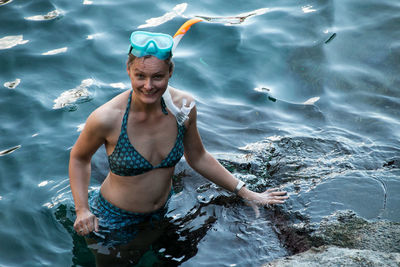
[263,245,400,267]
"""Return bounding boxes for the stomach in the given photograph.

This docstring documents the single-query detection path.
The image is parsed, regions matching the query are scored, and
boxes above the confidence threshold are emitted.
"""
[100,167,175,213]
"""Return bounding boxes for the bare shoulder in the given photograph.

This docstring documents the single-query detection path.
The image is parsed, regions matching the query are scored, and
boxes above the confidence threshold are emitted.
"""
[168,86,195,107]
[85,90,130,135]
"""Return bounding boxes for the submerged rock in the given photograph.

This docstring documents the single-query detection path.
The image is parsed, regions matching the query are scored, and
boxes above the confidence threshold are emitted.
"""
[263,245,400,267]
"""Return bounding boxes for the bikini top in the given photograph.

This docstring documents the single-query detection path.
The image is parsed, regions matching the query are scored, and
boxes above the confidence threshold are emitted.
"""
[108,90,185,176]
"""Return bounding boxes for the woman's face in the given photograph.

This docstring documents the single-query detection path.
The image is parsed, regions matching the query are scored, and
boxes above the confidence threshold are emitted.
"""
[127,56,172,104]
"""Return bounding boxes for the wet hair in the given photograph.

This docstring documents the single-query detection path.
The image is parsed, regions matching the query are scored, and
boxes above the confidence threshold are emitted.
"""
[127,54,174,74]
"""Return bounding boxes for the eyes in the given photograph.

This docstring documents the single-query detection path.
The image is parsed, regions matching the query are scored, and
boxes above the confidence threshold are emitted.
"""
[134,73,166,81]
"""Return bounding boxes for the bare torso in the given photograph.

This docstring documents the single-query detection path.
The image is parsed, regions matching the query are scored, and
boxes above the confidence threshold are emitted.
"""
[98,88,190,213]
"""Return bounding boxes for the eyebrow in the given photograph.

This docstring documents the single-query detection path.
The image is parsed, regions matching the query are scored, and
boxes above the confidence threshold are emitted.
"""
[133,69,166,75]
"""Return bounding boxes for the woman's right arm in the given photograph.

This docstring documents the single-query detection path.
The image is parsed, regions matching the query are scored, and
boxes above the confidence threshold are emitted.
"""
[69,109,110,236]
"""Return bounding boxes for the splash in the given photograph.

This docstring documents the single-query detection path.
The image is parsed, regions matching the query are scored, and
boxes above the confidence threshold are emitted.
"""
[138,3,187,29]
[0,35,29,50]
[53,79,95,110]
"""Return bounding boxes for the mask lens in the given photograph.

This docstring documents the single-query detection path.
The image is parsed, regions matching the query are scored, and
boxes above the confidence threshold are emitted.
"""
[153,36,172,49]
[131,34,152,48]
[130,31,173,60]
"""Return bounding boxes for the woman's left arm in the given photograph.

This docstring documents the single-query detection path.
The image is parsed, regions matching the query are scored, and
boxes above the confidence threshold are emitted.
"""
[183,105,288,209]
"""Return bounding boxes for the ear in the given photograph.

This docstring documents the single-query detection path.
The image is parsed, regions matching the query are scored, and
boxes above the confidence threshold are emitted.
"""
[127,64,131,75]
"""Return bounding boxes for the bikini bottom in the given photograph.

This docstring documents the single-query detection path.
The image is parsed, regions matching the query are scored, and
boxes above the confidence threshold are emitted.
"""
[88,187,173,247]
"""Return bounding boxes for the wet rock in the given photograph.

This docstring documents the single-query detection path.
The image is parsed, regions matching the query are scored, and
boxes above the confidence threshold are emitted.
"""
[275,210,400,254]
[263,245,400,267]
[311,210,400,252]
[383,157,400,169]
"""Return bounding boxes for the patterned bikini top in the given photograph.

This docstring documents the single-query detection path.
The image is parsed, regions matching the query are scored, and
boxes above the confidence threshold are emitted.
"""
[108,90,185,176]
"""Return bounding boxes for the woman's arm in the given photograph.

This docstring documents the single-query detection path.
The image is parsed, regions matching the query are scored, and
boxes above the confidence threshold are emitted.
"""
[69,109,110,235]
[183,105,288,211]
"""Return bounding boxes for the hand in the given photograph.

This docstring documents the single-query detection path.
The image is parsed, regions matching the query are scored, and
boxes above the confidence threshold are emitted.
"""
[73,209,99,236]
[239,188,289,218]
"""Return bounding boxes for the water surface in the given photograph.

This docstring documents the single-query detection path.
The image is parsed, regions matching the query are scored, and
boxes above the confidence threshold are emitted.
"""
[0,0,399,266]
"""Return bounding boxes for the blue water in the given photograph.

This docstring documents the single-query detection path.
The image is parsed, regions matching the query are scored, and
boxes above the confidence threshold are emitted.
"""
[1,0,399,266]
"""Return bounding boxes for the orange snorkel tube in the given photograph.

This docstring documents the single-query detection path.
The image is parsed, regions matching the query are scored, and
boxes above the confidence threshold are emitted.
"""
[172,18,203,52]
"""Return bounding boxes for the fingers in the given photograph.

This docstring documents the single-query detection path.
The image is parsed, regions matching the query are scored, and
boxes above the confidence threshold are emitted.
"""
[73,212,98,236]
[266,188,287,195]
[244,199,261,218]
[94,217,99,232]
[250,188,289,206]
[250,203,260,218]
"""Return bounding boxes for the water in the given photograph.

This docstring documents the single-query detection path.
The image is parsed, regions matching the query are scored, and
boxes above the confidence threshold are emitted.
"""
[1,0,399,266]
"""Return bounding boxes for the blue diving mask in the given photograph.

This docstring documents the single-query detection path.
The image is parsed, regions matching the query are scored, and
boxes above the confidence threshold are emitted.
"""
[129,31,174,60]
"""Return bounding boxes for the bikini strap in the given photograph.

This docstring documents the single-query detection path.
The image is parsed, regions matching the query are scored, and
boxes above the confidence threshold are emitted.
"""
[121,90,133,130]
[124,91,167,126]
[161,97,168,115]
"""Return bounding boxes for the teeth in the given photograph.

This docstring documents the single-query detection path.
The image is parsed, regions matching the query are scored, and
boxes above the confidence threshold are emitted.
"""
[144,91,156,95]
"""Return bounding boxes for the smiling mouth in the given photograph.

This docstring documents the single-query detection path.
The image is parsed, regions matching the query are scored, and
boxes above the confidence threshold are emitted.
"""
[139,89,158,95]
[143,91,157,95]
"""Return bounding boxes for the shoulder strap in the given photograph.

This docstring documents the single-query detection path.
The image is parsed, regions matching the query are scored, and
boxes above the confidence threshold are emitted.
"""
[121,90,133,129]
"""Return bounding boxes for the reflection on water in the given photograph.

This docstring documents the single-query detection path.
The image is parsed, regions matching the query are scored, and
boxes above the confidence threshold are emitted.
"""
[138,3,188,29]
[0,145,21,156]
[0,0,12,6]
[196,7,269,25]
[0,35,29,49]
[53,79,95,110]
[3,78,21,89]
[42,47,68,55]
[24,10,61,21]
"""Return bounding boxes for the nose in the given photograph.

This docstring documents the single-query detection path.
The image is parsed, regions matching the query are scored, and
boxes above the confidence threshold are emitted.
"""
[143,78,153,90]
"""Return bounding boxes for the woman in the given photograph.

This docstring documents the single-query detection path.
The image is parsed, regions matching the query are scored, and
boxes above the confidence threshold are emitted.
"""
[69,30,288,264]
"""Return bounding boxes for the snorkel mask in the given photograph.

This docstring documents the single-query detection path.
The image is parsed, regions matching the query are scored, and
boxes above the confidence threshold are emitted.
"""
[129,19,203,125]
[129,18,203,60]
[129,31,173,60]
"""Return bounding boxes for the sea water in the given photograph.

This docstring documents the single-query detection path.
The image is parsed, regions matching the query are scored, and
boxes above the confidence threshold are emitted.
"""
[0,0,399,266]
